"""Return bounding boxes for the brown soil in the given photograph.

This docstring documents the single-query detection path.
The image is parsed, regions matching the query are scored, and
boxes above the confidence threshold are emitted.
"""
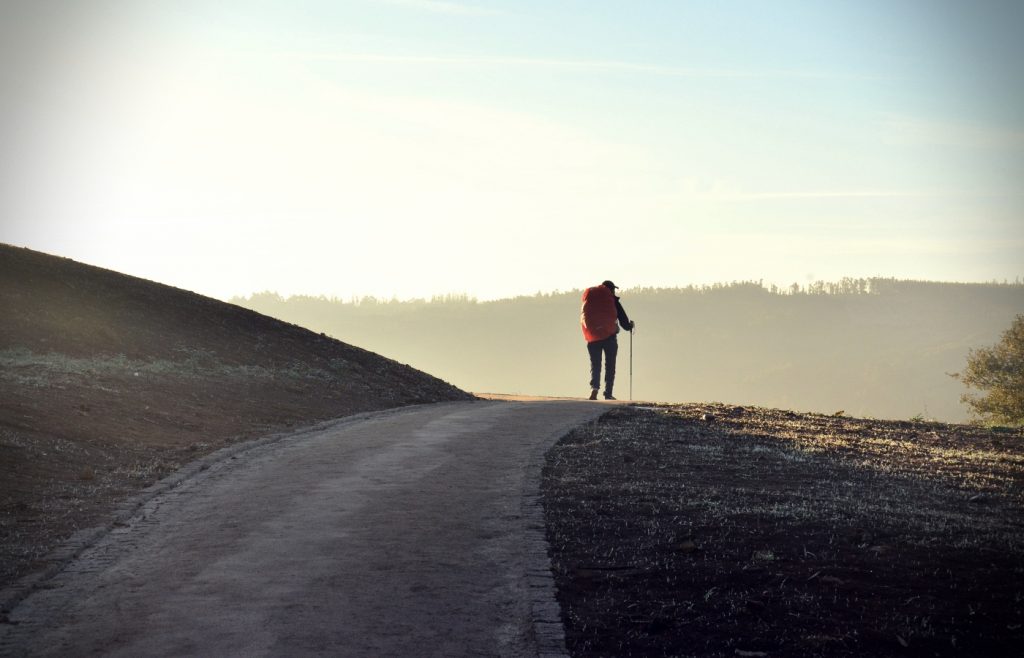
[542,404,1024,657]
[0,244,473,591]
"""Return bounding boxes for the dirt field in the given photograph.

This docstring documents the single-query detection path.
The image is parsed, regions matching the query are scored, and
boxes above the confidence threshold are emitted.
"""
[0,244,472,592]
[542,404,1024,657]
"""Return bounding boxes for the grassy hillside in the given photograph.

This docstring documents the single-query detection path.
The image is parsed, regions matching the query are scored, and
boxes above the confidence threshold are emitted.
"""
[0,244,472,589]
[233,279,1024,423]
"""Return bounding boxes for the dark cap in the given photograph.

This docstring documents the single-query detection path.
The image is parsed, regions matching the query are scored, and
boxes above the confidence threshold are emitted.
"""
[601,280,618,290]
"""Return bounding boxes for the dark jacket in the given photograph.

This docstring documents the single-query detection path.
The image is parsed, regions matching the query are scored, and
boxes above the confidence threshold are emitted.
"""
[614,297,632,332]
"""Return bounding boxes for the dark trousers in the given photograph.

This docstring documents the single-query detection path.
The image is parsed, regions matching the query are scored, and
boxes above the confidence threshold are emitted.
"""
[587,334,618,394]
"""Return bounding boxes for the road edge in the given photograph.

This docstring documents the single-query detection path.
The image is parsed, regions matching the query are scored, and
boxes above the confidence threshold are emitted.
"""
[521,407,606,658]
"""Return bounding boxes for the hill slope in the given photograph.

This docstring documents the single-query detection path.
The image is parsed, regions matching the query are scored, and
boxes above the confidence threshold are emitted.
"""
[0,244,472,589]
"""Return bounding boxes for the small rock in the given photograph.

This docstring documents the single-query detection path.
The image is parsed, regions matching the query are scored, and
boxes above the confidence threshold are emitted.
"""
[677,540,698,553]
[701,413,715,422]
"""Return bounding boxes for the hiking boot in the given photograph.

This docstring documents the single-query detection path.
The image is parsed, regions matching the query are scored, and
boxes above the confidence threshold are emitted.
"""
[604,393,616,400]
[588,388,599,400]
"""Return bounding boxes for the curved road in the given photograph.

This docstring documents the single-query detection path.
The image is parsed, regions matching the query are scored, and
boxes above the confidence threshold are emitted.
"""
[0,400,606,657]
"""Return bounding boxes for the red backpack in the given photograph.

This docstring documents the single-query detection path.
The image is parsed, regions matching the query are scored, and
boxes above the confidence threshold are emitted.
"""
[580,285,618,343]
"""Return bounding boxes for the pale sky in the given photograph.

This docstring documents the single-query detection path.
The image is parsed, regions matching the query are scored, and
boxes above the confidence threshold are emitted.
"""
[2,0,1022,301]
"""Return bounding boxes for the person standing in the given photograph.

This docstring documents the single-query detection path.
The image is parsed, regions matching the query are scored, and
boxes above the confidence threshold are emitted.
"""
[580,280,635,400]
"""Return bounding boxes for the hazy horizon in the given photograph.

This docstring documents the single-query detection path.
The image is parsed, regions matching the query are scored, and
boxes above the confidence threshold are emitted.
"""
[234,278,1024,423]
[8,238,1022,304]
[2,1,1022,301]
[231,273,1024,305]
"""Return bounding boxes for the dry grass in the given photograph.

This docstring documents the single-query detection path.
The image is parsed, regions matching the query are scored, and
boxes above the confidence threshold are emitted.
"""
[543,404,1024,657]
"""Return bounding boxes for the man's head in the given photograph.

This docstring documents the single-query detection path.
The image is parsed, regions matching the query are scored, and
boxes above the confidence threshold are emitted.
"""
[601,280,618,291]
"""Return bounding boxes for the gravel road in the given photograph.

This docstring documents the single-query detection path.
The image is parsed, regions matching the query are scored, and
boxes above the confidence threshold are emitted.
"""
[0,400,606,657]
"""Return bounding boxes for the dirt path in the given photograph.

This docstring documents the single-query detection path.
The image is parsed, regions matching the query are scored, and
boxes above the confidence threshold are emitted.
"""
[0,400,605,657]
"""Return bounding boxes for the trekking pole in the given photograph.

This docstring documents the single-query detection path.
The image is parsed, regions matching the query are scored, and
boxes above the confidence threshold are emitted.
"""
[629,327,633,401]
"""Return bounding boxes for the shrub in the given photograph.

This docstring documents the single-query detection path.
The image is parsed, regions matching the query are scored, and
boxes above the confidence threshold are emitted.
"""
[955,315,1024,426]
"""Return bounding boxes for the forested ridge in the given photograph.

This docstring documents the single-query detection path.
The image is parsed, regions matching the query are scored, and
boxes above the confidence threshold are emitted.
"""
[233,279,1024,422]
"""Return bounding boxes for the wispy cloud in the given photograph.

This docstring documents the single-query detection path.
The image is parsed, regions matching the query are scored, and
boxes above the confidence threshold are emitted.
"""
[373,0,502,16]
[677,181,1015,202]
[722,190,1024,202]
[884,116,1024,150]
[727,191,943,200]
[276,51,875,81]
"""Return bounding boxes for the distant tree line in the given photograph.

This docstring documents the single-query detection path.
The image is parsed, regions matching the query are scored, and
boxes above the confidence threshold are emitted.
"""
[232,279,1024,423]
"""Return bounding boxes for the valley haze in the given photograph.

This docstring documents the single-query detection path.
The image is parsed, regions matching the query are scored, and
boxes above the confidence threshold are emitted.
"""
[235,279,1024,424]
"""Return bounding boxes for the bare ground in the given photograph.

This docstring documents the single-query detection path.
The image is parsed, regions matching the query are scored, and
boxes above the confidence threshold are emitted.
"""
[542,404,1024,657]
[0,244,472,593]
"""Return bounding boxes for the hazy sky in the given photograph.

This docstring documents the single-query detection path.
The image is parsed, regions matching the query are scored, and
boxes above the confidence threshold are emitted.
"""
[2,0,1022,300]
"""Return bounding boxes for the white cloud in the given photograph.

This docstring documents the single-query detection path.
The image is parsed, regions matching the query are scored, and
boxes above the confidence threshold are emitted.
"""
[372,0,501,16]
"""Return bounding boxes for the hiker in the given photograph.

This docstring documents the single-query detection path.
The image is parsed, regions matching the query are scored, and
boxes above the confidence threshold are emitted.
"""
[580,280,635,400]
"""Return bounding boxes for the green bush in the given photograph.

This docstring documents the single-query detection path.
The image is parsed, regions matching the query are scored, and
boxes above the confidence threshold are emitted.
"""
[955,314,1024,426]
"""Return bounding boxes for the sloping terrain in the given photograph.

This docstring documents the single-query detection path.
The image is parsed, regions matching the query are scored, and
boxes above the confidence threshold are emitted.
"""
[0,244,472,589]
[543,405,1024,657]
